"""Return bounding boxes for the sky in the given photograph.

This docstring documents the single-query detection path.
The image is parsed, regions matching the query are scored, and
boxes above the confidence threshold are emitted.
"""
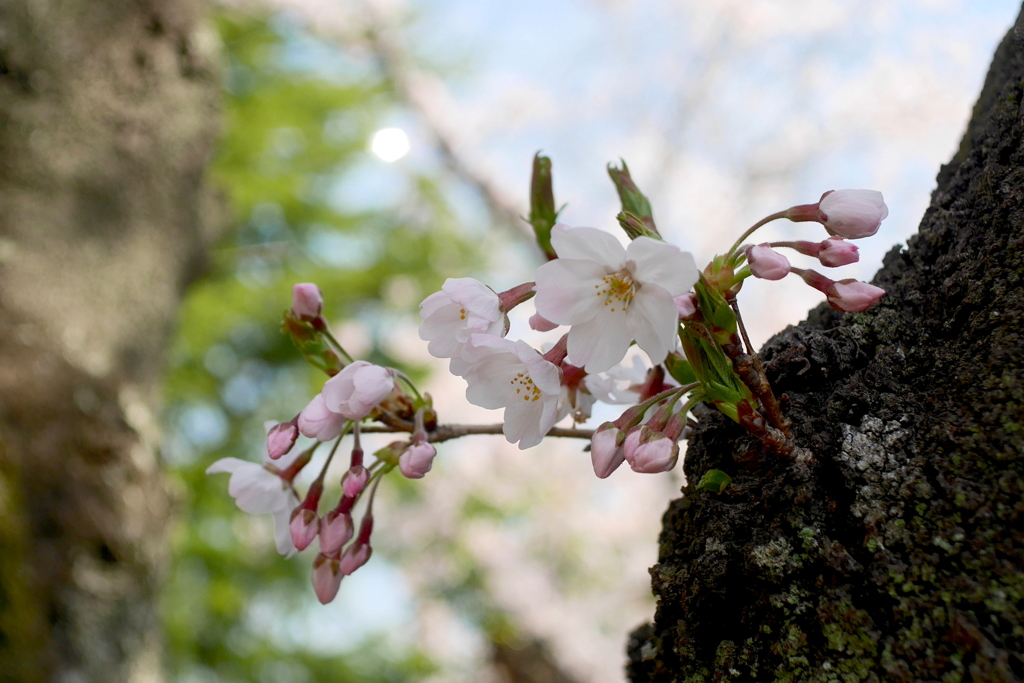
[243,0,1022,680]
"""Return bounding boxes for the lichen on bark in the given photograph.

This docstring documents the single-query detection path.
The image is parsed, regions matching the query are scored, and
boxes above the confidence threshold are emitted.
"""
[629,7,1024,682]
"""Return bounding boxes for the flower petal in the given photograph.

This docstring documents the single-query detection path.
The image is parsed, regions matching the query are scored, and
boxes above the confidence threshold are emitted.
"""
[534,258,610,324]
[626,237,699,295]
[627,284,679,365]
[566,311,632,374]
[550,224,626,265]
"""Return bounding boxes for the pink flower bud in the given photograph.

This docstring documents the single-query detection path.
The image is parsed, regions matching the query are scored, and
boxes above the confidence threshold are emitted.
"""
[341,465,370,498]
[622,425,645,461]
[297,394,346,442]
[266,421,299,460]
[340,542,372,575]
[322,361,395,420]
[399,441,437,479]
[590,423,625,479]
[746,244,791,280]
[826,280,886,312]
[817,190,887,239]
[291,283,324,319]
[817,237,859,267]
[290,508,320,551]
[673,293,699,321]
[529,312,559,332]
[626,433,679,474]
[319,510,354,556]
[312,553,343,604]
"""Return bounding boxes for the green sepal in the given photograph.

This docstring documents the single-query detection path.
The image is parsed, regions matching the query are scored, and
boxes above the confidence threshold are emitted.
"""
[617,211,660,241]
[693,276,737,336]
[608,160,659,236]
[696,469,733,494]
[529,152,559,260]
[664,352,697,386]
[282,311,335,373]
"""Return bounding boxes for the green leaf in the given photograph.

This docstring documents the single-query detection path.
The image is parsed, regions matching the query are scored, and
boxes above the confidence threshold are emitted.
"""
[696,469,733,494]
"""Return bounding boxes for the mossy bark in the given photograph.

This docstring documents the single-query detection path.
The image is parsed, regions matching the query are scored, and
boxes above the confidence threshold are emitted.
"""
[0,2,221,681]
[629,8,1024,683]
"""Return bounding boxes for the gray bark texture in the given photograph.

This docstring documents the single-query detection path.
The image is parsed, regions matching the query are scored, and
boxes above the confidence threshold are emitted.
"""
[0,2,220,682]
[627,8,1024,683]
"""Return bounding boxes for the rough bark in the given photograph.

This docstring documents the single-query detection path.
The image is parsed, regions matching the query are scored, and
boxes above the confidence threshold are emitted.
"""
[628,8,1024,683]
[0,2,220,682]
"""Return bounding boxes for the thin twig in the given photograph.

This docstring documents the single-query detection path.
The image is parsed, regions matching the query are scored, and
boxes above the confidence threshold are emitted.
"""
[361,422,594,443]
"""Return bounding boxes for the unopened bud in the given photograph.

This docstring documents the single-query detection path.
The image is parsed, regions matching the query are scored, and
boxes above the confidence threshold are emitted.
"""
[608,161,658,236]
[627,434,679,474]
[319,510,354,556]
[312,553,343,604]
[399,441,438,479]
[529,153,559,260]
[826,280,886,312]
[291,283,324,319]
[342,465,370,498]
[817,189,888,239]
[340,542,373,575]
[590,423,625,479]
[266,421,299,460]
[746,244,791,280]
[290,508,320,551]
[817,237,859,267]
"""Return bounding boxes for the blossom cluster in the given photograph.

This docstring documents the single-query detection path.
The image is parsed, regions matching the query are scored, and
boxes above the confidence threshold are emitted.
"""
[206,153,890,605]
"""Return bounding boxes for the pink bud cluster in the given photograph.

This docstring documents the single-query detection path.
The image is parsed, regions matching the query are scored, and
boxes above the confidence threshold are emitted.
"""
[589,389,690,478]
[208,283,451,605]
[739,189,888,312]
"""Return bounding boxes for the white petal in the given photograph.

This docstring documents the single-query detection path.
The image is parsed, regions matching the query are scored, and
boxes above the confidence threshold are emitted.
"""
[233,472,290,515]
[206,457,248,475]
[550,224,625,265]
[419,289,451,320]
[566,311,632,374]
[534,259,610,324]
[464,358,522,410]
[626,238,699,295]
[420,301,467,357]
[445,278,501,317]
[627,285,679,365]
[503,396,555,450]
[585,356,647,404]
[272,495,300,558]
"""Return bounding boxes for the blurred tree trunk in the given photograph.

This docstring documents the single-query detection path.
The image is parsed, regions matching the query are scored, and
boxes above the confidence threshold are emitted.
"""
[0,2,220,682]
[629,8,1024,683]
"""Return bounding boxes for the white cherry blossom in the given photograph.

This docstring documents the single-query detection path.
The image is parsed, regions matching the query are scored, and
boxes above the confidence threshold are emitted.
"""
[323,360,395,420]
[419,278,504,371]
[534,224,698,373]
[297,393,346,442]
[206,433,302,557]
[584,355,648,404]
[461,335,561,449]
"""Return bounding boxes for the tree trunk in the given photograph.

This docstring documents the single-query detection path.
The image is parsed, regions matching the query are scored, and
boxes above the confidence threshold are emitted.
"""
[0,2,220,681]
[628,8,1024,683]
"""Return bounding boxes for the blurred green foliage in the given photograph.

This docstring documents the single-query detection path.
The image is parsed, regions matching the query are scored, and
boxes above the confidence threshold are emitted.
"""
[161,9,494,681]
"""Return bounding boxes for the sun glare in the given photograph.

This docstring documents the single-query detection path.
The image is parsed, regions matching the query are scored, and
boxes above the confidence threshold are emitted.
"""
[370,127,410,162]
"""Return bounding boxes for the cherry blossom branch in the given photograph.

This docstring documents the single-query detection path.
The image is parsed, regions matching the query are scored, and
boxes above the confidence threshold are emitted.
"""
[360,423,594,443]
[725,210,788,260]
